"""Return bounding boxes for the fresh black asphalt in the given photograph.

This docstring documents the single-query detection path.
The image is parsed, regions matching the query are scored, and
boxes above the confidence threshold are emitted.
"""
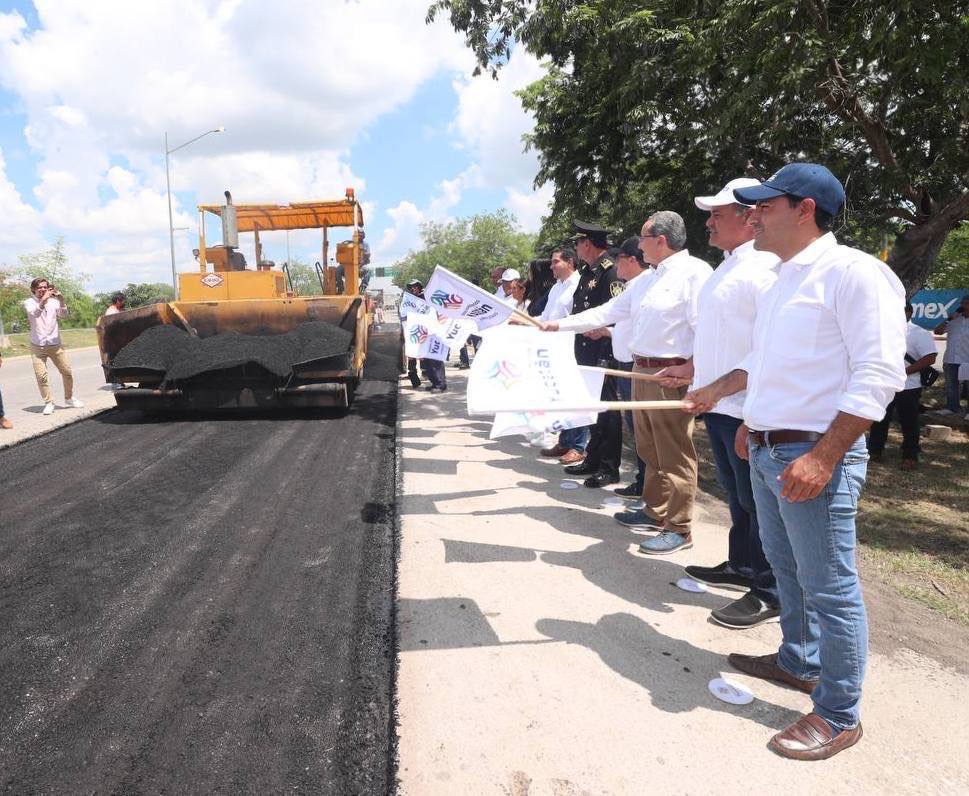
[0,329,402,794]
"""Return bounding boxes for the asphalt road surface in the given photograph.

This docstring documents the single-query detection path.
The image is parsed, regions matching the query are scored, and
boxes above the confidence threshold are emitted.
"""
[0,330,401,793]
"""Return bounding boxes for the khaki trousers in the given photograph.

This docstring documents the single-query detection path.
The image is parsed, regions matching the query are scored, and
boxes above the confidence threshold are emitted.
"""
[29,343,74,404]
[632,364,697,533]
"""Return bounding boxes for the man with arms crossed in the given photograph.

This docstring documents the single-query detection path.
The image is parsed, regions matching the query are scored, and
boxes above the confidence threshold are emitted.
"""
[686,163,906,759]
[659,178,781,628]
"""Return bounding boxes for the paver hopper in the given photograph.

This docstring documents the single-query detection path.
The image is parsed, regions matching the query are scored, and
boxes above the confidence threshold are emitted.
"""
[96,190,370,410]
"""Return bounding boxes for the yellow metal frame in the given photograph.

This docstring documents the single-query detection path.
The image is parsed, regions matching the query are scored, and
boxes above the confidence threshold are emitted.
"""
[194,191,365,298]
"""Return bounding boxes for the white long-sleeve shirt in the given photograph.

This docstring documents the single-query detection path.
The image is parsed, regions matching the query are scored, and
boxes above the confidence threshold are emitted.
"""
[739,233,906,433]
[23,297,68,346]
[691,240,779,418]
[610,268,652,363]
[540,270,581,322]
[556,249,711,358]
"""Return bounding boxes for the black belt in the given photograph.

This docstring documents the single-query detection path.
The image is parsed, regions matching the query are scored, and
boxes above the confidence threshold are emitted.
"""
[748,430,823,446]
[634,356,687,368]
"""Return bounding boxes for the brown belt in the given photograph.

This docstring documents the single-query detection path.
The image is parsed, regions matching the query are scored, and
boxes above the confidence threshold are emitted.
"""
[748,430,823,447]
[634,356,687,368]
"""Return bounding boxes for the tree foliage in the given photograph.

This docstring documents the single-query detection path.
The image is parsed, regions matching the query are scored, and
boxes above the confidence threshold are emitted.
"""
[928,222,969,289]
[392,209,536,289]
[93,282,176,314]
[1,239,98,330]
[429,0,969,292]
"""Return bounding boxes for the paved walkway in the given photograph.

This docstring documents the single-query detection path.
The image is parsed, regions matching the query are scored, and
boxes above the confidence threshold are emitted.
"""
[0,347,117,449]
[396,370,969,795]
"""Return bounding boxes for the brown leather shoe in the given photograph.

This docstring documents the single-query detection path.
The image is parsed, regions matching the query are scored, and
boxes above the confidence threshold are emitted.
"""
[540,444,569,458]
[0,416,12,430]
[727,652,817,694]
[769,713,863,760]
[558,449,585,465]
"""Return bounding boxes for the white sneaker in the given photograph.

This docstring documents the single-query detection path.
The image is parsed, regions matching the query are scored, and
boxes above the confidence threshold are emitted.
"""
[66,398,85,408]
[42,402,55,415]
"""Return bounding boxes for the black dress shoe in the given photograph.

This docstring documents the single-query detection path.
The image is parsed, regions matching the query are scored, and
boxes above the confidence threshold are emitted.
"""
[563,461,597,476]
[684,561,752,591]
[613,482,644,498]
[583,470,620,488]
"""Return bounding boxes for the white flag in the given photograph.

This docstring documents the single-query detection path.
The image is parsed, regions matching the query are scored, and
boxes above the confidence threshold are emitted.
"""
[489,367,602,439]
[403,315,449,360]
[424,265,515,329]
[467,325,605,415]
[399,291,434,320]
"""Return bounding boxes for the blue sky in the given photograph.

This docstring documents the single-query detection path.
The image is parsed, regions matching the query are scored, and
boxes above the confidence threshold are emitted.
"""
[0,0,551,292]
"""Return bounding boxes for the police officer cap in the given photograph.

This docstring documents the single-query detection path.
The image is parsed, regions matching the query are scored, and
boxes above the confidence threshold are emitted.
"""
[617,236,646,265]
[572,219,611,247]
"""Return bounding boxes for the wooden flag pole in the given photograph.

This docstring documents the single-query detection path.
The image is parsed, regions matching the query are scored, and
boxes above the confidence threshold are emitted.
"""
[511,308,542,327]
[483,400,686,413]
[578,365,665,382]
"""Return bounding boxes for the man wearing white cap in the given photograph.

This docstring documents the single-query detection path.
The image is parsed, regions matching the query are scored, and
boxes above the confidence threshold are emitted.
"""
[658,178,781,629]
[500,268,522,306]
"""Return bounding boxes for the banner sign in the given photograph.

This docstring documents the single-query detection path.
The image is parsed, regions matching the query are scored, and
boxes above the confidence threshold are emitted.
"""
[424,266,515,330]
[910,289,967,330]
[467,326,604,416]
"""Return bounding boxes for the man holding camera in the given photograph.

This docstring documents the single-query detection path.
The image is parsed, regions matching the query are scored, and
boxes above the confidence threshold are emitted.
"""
[23,277,84,416]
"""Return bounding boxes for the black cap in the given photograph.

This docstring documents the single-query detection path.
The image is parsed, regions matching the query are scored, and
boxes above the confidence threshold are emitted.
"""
[617,236,646,265]
[572,219,611,247]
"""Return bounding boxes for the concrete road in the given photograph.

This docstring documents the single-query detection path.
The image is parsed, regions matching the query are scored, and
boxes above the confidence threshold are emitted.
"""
[0,347,117,448]
[0,333,401,793]
[396,371,969,795]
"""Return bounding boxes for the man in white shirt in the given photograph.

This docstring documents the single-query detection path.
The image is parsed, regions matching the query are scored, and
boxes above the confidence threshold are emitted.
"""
[659,178,781,629]
[23,277,85,416]
[934,293,969,415]
[868,303,938,467]
[104,292,126,315]
[543,211,712,554]
[538,247,584,459]
[685,163,906,760]
[490,266,507,300]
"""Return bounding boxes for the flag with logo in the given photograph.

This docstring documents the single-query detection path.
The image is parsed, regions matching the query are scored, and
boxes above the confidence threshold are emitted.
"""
[467,325,605,416]
[403,311,477,360]
[424,265,515,329]
[399,291,434,320]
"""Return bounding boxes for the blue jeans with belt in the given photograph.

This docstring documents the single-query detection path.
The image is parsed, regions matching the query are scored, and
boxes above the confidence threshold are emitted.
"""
[704,413,777,606]
[748,435,869,730]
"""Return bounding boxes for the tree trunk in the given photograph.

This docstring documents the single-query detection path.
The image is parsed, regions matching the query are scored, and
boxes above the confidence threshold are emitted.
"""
[888,194,969,297]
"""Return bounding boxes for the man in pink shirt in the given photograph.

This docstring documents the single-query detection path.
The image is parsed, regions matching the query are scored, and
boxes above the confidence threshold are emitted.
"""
[23,277,84,416]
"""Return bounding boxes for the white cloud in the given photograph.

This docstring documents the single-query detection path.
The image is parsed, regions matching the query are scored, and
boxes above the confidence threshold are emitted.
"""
[450,51,552,231]
[0,148,44,258]
[0,0,475,289]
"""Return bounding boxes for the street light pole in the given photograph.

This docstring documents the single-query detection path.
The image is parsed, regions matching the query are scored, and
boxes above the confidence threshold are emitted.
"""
[165,126,225,297]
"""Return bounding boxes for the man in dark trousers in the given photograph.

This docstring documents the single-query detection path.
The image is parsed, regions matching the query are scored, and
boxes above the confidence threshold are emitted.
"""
[560,220,624,474]
[401,279,445,391]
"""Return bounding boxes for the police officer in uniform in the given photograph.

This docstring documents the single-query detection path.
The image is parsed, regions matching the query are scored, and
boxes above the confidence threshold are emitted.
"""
[561,220,625,480]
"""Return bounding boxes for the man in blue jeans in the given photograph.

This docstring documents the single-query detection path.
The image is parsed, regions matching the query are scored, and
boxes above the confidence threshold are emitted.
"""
[686,164,906,760]
[659,177,781,628]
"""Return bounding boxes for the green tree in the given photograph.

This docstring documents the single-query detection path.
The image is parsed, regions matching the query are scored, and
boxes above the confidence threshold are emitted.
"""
[429,0,969,293]
[928,222,969,289]
[8,239,97,328]
[94,282,177,313]
[392,209,536,290]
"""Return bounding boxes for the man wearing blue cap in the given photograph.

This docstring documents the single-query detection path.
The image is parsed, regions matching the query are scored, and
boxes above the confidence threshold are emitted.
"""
[685,163,906,760]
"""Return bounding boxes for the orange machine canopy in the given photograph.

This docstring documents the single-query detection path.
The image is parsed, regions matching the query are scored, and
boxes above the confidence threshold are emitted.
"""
[198,199,363,232]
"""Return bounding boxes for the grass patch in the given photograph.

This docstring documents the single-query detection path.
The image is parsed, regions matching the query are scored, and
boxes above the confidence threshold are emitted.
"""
[692,393,969,626]
[0,329,99,358]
